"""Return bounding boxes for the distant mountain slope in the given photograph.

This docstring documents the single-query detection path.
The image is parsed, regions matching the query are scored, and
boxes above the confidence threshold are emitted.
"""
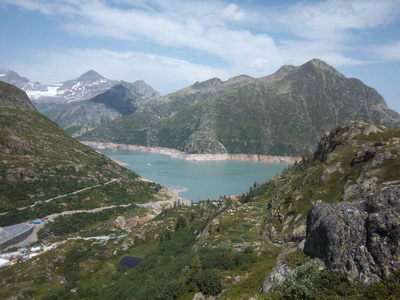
[81,59,400,156]
[0,69,160,136]
[0,82,160,226]
[0,69,30,88]
[36,84,143,136]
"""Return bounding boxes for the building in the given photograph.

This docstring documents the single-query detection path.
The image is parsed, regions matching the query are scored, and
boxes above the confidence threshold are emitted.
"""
[0,257,9,268]
[0,224,34,251]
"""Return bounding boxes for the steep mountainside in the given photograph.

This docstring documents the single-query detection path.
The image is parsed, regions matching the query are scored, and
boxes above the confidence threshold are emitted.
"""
[0,82,161,226]
[1,121,399,300]
[36,85,143,136]
[0,81,36,111]
[81,59,400,156]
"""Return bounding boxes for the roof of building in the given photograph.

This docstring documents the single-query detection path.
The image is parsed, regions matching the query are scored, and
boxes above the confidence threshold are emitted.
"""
[0,224,34,244]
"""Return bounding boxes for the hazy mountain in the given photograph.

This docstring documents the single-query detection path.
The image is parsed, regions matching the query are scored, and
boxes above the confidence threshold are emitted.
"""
[36,84,144,136]
[0,81,161,226]
[0,69,160,136]
[0,68,160,104]
[80,59,400,156]
[0,69,30,88]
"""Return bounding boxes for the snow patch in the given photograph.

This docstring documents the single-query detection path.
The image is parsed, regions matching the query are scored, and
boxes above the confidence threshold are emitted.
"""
[0,74,6,77]
[26,86,60,100]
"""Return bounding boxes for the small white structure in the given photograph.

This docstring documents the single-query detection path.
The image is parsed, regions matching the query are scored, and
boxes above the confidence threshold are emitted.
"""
[30,246,41,253]
[0,257,10,268]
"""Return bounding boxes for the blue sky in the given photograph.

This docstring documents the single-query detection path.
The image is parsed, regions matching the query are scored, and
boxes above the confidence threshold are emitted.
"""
[0,0,399,112]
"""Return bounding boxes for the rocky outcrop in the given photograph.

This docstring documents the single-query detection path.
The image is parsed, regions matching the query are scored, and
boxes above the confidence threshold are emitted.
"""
[0,81,36,111]
[261,259,325,294]
[261,261,293,293]
[304,185,400,284]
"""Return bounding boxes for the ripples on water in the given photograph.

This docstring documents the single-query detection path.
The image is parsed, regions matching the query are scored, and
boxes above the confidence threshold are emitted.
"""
[98,149,289,202]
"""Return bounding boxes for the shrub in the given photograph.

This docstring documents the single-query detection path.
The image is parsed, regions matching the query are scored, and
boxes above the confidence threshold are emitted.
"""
[197,269,222,296]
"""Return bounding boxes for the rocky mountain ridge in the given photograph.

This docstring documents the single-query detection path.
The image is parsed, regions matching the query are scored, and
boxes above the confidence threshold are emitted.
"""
[81,59,400,156]
[0,69,160,136]
[0,69,160,104]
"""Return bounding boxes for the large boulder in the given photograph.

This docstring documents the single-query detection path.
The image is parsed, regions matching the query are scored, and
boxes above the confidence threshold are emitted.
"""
[304,185,400,284]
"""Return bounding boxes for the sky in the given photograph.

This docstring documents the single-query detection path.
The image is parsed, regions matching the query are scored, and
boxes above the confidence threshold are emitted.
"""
[0,0,400,112]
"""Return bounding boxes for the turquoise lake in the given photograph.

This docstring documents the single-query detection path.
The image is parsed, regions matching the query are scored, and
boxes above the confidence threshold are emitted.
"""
[99,149,289,202]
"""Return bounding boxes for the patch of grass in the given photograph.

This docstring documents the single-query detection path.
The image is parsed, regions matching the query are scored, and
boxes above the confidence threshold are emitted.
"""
[281,250,311,268]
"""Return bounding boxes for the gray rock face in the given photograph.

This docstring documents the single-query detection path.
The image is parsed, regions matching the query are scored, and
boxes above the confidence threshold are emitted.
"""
[304,185,400,284]
[261,261,293,293]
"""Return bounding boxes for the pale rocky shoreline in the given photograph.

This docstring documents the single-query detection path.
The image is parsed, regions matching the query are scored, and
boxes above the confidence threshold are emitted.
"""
[82,141,300,164]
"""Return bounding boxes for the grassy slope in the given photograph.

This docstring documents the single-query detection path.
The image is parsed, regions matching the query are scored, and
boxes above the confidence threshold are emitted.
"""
[1,122,400,299]
[0,105,161,226]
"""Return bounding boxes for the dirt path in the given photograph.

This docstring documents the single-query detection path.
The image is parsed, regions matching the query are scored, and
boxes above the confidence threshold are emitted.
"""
[0,179,119,216]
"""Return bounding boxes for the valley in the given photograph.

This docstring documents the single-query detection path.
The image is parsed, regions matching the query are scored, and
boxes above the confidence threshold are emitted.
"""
[0,61,400,300]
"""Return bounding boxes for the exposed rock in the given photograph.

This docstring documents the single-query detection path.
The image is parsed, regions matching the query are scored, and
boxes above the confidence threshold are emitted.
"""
[292,224,306,241]
[304,185,400,284]
[297,240,306,251]
[192,292,216,300]
[261,259,325,294]
[261,261,293,293]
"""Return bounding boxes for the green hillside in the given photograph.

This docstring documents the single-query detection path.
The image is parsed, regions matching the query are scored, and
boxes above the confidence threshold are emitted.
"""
[2,121,399,299]
[0,82,161,226]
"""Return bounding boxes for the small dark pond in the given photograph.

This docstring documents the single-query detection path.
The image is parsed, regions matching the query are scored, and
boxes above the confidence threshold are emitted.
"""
[119,256,143,268]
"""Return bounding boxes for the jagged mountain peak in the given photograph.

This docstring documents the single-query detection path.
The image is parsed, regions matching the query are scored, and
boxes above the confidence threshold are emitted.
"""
[300,58,341,74]
[77,69,105,82]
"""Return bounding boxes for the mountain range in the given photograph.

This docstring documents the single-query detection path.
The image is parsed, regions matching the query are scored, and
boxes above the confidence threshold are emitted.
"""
[2,59,400,156]
[80,59,400,156]
[0,69,160,136]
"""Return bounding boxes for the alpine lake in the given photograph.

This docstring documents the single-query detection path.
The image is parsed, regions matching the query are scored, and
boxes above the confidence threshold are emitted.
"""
[98,149,290,202]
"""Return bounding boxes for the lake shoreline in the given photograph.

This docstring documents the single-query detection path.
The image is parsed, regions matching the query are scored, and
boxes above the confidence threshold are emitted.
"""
[82,141,300,164]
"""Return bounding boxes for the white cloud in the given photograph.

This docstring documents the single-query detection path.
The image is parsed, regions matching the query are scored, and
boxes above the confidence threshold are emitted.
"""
[278,0,400,42]
[2,0,400,89]
[375,41,400,61]
[221,3,245,21]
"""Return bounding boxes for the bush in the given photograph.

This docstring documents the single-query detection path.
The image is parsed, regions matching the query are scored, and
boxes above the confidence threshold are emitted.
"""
[275,260,323,299]
[197,269,222,296]
[157,280,185,300]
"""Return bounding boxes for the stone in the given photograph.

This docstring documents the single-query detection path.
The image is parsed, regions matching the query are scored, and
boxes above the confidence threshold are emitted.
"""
[304,185,400,284]
[297,239,306,251]
[261,261,293,293]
